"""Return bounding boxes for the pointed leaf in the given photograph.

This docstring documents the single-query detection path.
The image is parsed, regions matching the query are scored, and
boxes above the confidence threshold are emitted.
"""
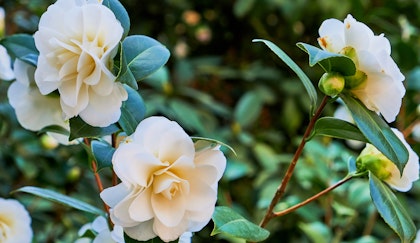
[211,206,270,242]
[14,186,105,216]
[297,42,356,76]
[91,140,115,171]
[38,125,70,136]
[102,0,130,39]
[69,116,120,140]
[0,34,38,65]
[191,136,236,156]
[312,117,369,143]
[121,35,170,82]
[340,94,409,173]
[118,85,146,135]
[253,39,317,114]
[369,174,416,243]
[117,41,138,89]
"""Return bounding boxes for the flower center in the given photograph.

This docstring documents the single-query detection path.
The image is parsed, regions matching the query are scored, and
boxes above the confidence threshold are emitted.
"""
[0,221,11,241]
[153,171,190,200]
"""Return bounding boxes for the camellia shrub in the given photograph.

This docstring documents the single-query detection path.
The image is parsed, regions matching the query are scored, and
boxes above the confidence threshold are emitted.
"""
[0,0,419,242]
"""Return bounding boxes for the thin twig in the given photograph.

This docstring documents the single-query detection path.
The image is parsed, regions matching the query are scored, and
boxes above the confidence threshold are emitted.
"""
[259,96,329,228]
[84,138,110,214]
[273,175,354,217]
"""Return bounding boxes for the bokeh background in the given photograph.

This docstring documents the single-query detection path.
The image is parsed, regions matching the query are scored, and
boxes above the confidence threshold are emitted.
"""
[0,0,419,242]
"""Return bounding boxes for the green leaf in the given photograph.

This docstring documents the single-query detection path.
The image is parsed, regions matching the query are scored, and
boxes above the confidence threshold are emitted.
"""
[312,117,369,143]
[120,35,170,84]
[369,173,416,243]
[0,34,38,65]
[91,140,115,171]
[340,94,409,173]
[69,116,120,140]
[102,0,130,39]
[297,42,356,76]
[37,125,70,136]
[299,222,332,243]
[169,99,206,134]
[253,39,317,114]
[14,186,105,216]
[118,85,146,135]
[211,206,270,242]
[233,91,263,128]
[191,136,236,156]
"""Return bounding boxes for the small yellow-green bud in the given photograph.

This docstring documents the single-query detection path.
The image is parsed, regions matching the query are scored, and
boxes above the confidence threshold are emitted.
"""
[345,70,367,89]
[40,134,59,150]
[318,72,345,97]
[339,46,358,65]
[356,144,394,180]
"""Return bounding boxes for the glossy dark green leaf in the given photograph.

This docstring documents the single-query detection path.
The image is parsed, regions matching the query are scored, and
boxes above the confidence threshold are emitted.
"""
[1,34,38,65]
[91,140,115,171]
[120,35,170,84]
[69,116,120,140]
[37,125,70,136]
[118,85,146,135]
[297,42,356,76]
[312,117,369,143]
[340,94,409,173]
[211,206,270,242]
[369,174,416,243]
[102,0,130,39]
[253,39,317,114]
[15,186,105,216]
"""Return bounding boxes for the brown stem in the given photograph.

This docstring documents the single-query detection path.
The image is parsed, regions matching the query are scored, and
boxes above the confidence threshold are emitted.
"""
[84,138,110,214]
[259,96,329,228]
[272,175,354,217]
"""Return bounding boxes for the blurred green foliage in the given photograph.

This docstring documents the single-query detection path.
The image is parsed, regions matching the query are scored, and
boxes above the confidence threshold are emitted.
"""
[0,0,419,242]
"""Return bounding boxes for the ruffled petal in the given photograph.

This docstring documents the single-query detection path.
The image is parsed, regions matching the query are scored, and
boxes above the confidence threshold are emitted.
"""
[124,220,157,242]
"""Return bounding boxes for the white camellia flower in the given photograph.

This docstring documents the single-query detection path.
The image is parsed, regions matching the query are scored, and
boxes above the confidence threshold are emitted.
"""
[0,198,33,243]
[75,216,124,243]
[357,128,419,192]
[100,116,227,242]
[0,44,14,81]
[7,59,71,145]
[34,0,127,127]
[318,14,405,123]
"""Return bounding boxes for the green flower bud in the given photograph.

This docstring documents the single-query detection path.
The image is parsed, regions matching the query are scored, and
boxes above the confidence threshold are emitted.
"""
[356,144,394,180]
[339,46,358,66]
[318,72,345,97]
[345,70,367,89]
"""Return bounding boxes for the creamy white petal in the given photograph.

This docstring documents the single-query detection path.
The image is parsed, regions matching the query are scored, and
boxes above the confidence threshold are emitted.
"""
[151,191,186,227]
[0,198,33,243]
[153,217,189,242]
[100,183,131,208]
[0,45,14,80]
[343,14,374,51]
[318,19,345,53]
[124,220,157,242]
[384,129,419,191]
[128,187,154,222]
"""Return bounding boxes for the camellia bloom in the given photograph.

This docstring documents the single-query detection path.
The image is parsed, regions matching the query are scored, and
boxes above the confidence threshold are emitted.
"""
[100,116,226,242]
[356,128,419,192]
[0,198,33,243]
[34,0,127,127]
[318,14,405,122]
[7,59,71,144]
[0,44,14,81]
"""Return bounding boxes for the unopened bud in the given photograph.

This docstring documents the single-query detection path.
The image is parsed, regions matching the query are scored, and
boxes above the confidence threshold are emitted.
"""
[356,144,394,180]
[318,72,345,97]
[345,70,367,89]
